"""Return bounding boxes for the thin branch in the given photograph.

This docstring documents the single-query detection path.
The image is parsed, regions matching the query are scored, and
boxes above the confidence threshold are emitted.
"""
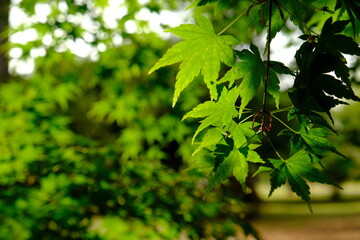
[239,113,255,124]
[271,106,293,114]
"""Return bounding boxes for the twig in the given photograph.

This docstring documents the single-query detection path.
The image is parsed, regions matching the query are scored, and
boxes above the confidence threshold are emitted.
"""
[217,9,248,35]
[271,114,299,134]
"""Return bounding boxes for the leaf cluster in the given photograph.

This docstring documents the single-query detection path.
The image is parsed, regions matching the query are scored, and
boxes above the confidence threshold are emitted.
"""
[150,0,360,211]
[290,17,360,121]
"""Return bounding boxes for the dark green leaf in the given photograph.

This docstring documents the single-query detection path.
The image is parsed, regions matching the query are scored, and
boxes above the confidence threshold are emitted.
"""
[299,128,345,158]
[269,150,341,211]
[206,146,250,194]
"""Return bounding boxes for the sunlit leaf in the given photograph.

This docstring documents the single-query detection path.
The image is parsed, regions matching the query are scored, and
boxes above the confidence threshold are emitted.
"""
[149,15,237,106]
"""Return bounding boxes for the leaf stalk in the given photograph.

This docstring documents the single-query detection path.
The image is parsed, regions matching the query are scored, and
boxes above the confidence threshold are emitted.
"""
[271,114,299,134]
[217,9,247,35]
[264,132,284,161]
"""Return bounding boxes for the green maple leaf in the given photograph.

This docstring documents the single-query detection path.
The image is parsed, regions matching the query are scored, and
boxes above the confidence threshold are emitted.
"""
[206,144,264,195]
[219,44,263,114]
[183,86,239,143]
[269,150,340,212]
[192,127,224,156]
[148,15,237,106]
[299,128,346,158]
[281,124,345,158]
[219,44,293,115]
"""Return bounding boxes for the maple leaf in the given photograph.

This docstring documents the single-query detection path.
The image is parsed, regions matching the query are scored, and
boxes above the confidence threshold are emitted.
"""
[183,86,239,143]
[192,127,224,156]
[219,44,293,115]
[291,18,360,120]
[269,150,341,212]
[299,128,346,158]
[148,15,238,106]
[206,143,264,195]
[280,123,345,158]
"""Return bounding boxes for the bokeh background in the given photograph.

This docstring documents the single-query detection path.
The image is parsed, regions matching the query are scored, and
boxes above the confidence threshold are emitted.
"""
[1,0,360,239]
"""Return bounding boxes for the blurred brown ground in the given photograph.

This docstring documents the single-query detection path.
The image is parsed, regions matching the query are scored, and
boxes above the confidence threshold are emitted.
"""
[246,182,360,240]
[251,215,360,240]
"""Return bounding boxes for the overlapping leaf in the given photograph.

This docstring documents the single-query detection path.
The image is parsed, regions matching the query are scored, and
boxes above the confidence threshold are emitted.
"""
[220,44,293,115]
[206,143,264,196]
[281,125,345,158]
[299,128,346,158]
[335,0,360,33]
[192,127,224,156]
[288,108,337,134]
[278,0,313,32]
[183,86,240,142]
[149,15,238,106]
[261,1,288,39]
[269,150,340,212]
[291,18,360,119]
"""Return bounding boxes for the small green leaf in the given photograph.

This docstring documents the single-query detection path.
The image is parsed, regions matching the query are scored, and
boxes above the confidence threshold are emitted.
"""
[238,121,260,142]
[247,146,264,163]
[205,142,232,195]
[193,127,223,156]
[206,144,262,195]
[278,0,311,31]
[219,46,263,115]
[183,86,239,142]
[149,15,237,106]
[225,120,247,148]
[252,166,272,177]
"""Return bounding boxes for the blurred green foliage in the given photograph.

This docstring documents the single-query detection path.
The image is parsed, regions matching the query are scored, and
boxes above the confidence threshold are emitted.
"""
[0,0,261,239]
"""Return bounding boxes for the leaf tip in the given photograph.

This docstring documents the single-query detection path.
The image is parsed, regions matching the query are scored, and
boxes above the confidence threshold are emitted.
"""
[172,97,178,108]
[148,68,155,75]
[306,201,313,214]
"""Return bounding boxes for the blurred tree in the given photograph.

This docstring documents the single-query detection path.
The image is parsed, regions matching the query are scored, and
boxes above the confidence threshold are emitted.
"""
[325,92,360,200]
[0,0,262,239]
